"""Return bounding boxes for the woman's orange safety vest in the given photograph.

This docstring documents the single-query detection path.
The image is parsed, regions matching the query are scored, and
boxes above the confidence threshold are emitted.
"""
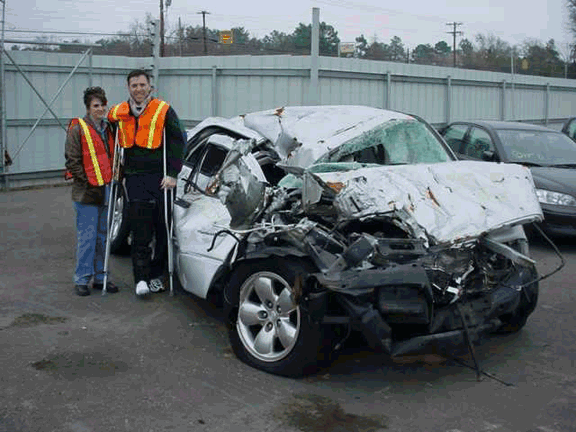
[66,118,114,186]
[107,99,170,150]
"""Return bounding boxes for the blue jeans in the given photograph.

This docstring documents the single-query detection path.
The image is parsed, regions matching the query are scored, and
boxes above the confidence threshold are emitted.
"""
[73,200,108,285]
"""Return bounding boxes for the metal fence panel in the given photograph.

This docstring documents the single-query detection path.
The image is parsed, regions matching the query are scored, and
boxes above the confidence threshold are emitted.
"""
[3,51,576,188]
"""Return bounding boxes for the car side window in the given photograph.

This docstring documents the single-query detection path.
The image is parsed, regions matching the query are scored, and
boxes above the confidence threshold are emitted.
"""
[442,124,468,154]
[464,127,494,159]
[193,144,227,192]
[567,120,576,141]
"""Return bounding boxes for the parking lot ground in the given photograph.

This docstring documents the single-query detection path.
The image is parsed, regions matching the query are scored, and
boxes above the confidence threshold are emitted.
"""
[1,185,576,432]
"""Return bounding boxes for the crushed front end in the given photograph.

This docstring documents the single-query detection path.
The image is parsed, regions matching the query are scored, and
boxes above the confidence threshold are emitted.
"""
[232,161,543,357]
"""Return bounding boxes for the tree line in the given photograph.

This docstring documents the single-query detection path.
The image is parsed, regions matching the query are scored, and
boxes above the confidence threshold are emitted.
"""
[11,12,576,79]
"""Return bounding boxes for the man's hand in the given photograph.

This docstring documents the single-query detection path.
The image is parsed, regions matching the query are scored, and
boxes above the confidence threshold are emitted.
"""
[160,176,177,190]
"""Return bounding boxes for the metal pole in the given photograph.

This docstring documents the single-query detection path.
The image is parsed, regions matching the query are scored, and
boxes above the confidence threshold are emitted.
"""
[386,71,391,109]
[211,65,217,116]
[152,19,160,91]
[545,83,550,126]
[446,75,452,124]
[160,0,165,57]
[501,81,507,121]
[89,49,93,87]
[510,50,515,120]
[309,7,319,105]
[0,0,7,189]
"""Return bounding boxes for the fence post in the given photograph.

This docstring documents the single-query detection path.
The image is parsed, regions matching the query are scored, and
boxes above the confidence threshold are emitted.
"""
[510,80,515,120]
[545,83,550,126]
[446,75,452,124]
[309,7,320,105]
[211,65,218,116]
[88,50,93,87]
[501,81,507,121]
[385,71,391,109]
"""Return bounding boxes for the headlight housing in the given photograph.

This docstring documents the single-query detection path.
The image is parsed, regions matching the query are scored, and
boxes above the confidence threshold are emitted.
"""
[535,189,576,207]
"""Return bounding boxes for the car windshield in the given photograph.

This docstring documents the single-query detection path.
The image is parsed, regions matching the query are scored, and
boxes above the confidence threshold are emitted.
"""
[497,129,576,165]
[316,119,452,165]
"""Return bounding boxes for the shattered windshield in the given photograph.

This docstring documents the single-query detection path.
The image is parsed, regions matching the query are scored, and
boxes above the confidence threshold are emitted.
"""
[497,130,576,166]
[316,119,451,165]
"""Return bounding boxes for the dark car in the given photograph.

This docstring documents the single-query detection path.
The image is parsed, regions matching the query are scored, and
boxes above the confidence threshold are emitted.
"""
[562,117,576,142]
[441,121,576,237]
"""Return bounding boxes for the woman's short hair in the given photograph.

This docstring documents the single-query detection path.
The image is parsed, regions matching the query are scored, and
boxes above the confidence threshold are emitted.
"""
[83,86,107,109]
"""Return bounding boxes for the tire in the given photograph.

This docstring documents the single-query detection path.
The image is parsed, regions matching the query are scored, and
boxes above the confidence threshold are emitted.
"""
[109,185,131,255]
[225,257,323,377]
[497,239,539,333]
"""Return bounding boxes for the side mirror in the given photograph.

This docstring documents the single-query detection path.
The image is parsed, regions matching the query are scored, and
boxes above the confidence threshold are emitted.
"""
[481,150,497,161]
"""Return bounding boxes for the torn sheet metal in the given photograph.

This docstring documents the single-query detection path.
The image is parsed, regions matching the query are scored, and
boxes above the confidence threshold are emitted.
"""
[243,106,412,168]
[186,116,264,142]
[312,160,543,244]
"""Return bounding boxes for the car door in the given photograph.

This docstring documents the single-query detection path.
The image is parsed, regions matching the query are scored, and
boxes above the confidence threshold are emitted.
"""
[174,135,251,299]
[441,123,470,155]
[461,126,498,161]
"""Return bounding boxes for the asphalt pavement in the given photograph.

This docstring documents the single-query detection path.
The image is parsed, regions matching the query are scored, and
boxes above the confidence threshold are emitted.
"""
[1,185,576,432]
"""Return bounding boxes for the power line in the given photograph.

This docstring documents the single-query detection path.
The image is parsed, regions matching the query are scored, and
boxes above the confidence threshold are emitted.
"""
[6,29,132,37]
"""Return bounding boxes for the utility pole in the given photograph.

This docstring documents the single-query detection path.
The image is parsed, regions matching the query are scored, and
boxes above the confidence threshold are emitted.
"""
[159,0,172,57]
[197,10,210,55]
[446,22,463,68]
[178,16,182,56]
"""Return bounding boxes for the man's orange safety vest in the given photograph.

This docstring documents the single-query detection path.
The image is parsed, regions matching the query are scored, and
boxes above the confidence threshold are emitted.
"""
[66,118,114,186]
[107,99,170,150]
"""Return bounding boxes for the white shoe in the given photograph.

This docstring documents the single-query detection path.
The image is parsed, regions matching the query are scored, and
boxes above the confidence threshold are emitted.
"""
[149,278,165,293]
[135,280,150,297]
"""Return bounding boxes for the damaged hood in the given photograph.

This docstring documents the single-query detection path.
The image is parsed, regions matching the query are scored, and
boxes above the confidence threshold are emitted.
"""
[309,160,543,244]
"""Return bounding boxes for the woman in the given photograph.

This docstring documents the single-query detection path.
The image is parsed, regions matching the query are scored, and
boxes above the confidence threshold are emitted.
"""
[65,86,119,296]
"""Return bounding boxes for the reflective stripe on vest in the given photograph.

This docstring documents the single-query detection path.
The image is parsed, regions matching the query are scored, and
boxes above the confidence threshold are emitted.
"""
[78,118,105,186]
[147,101,168,149]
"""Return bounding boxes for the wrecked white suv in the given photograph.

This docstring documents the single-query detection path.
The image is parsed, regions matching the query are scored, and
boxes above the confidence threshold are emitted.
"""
[173,106,543,377]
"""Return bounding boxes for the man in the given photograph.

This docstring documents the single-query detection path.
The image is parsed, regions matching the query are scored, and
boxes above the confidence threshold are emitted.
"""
[108,69,185,298]
[65,86,119,296]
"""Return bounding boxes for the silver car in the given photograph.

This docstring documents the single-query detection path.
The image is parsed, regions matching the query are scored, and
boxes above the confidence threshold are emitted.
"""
[115,106,544,377]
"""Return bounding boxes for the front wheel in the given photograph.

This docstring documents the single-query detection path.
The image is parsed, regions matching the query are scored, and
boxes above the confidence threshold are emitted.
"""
[109,185,131,255]
[225,258,323,377]
[497,239,539,333]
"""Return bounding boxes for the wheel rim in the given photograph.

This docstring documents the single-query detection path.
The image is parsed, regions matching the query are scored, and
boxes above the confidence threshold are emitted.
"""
[110,195,124,241]
[236,271,300,363]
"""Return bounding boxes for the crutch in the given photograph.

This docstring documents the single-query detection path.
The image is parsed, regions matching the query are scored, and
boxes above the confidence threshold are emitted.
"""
[102,129,122,295]
[163,129,175,296]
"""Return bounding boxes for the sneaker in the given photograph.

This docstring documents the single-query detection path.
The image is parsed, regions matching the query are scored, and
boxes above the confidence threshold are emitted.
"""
[135,280,150,298]
[92,282,119,293]
[149,278,165,293]
[75,284,90,296]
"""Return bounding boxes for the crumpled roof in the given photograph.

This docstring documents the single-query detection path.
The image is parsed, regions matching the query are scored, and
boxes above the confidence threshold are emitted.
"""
[312,160,543,244]
[242,106,413,168]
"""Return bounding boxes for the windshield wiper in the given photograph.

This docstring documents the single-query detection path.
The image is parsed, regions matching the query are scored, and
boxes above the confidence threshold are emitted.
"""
[548,163,576,169]
[510,161,546,167]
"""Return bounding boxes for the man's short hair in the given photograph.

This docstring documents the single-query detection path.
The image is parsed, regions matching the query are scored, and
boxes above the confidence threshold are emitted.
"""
[83,86,107,109]
[127,69,151,84]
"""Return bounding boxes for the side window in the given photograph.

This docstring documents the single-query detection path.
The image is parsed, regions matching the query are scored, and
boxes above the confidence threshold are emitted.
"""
[194,144,228,191]
[567,120,576,141]
[464,127,494,159]
[442,124,468,154]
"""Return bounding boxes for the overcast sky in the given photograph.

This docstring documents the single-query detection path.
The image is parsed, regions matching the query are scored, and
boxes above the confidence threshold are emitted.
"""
[2,0,572,54]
